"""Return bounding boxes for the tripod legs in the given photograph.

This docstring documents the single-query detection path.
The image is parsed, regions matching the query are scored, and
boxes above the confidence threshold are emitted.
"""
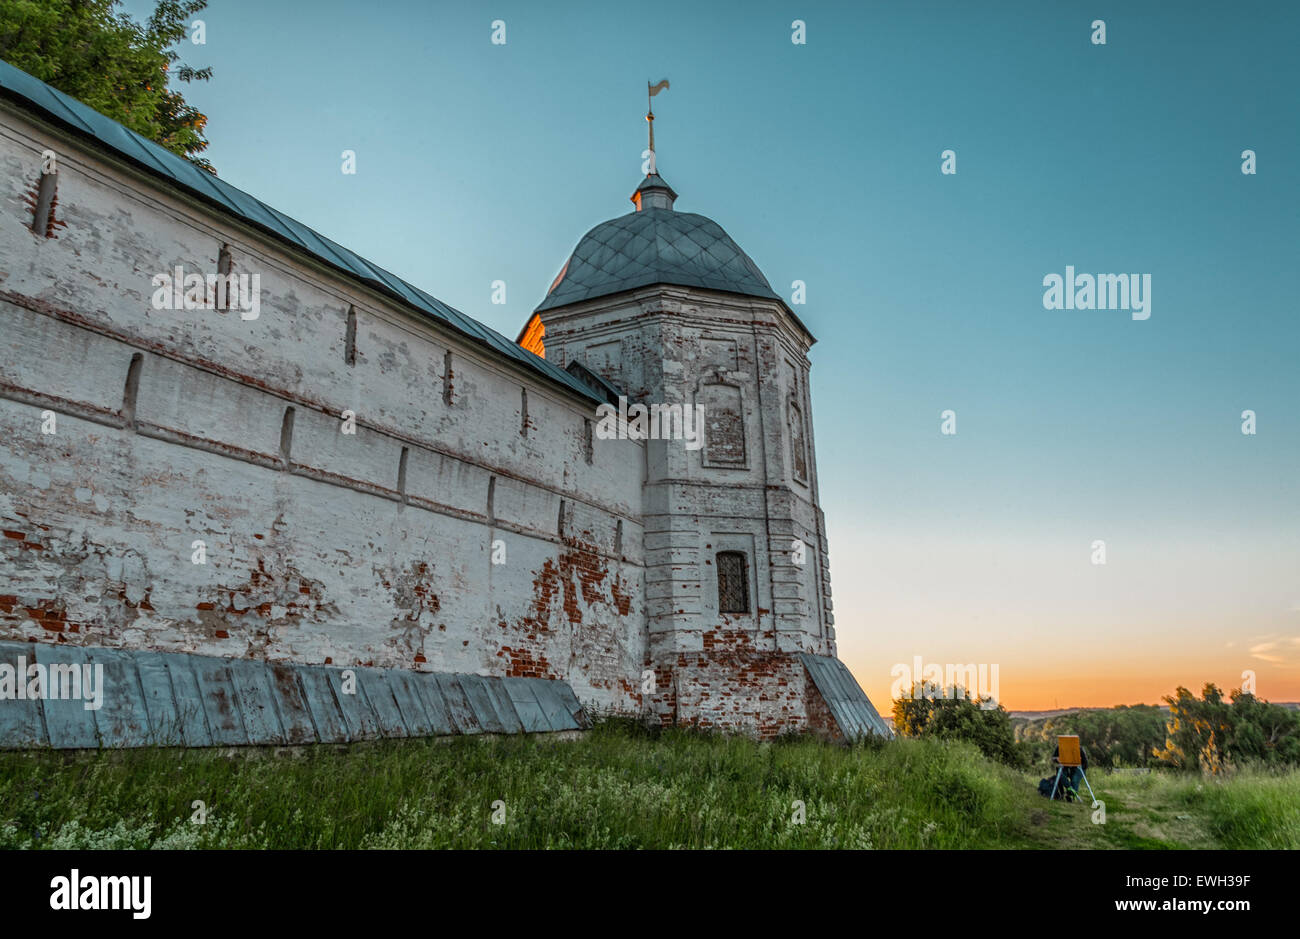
[1078,769,1097,805]
[1051,765,1097,804]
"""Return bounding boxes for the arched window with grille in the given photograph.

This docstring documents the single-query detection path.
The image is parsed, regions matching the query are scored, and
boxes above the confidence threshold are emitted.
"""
[716,551,750,614]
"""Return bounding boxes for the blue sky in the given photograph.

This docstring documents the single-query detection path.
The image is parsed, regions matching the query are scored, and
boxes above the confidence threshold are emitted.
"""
[124,0,1300,708]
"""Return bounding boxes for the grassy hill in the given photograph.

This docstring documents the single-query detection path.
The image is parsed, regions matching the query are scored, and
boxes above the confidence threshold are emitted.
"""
[1,720,1296,849]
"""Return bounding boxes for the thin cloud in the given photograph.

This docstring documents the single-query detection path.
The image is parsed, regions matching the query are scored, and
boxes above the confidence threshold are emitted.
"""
[1249,637,1300,666]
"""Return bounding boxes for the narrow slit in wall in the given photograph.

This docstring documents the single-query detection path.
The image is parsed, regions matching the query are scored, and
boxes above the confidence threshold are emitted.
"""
[216,244,232,310]
[345,306,357,366]
[279,406,295,467]
[397,446,409,504]
[31,171,56,237]
[121,353,143,430]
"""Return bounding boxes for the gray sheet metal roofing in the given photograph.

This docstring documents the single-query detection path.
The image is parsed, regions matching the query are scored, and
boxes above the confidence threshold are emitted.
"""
[0,641,588,748]
[536,205,784,313]
[799,653,893,739]
[0,58,598,404]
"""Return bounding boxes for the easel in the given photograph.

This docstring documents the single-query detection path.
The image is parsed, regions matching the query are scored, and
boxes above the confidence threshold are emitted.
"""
[1052,734,1097,804]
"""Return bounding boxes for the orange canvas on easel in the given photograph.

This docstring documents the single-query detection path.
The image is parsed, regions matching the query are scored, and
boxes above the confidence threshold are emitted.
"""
[1057,735,1082,766]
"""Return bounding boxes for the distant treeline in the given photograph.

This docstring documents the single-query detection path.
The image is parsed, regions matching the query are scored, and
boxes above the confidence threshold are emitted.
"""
[1015,704,1167,768]
[897,683,1300,773]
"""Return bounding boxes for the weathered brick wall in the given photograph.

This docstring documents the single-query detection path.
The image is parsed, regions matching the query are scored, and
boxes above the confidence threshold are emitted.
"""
[0,102,646,713]
[646,638,839,740]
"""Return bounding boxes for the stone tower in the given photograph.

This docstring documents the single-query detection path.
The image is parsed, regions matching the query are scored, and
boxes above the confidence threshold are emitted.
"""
[522,171,874,738]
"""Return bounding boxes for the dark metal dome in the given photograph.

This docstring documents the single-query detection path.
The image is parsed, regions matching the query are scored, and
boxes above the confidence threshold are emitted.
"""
[536,176,781,312]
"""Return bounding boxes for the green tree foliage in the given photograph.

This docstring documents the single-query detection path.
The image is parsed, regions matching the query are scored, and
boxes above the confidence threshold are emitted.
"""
[1017,704,1168,769]
[0,0,214,171]
[1153,683,1300,774]
[892,684,1026,767]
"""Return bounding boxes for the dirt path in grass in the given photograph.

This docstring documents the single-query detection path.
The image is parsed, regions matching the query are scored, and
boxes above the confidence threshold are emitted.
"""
[1019,773,1217,849]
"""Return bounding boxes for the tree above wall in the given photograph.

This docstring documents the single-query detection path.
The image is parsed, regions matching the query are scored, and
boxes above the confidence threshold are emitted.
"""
[0,0,215,172]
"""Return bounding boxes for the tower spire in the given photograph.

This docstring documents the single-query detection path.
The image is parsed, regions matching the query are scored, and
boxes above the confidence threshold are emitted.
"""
[633,79,677,211]
[646,79,669,173]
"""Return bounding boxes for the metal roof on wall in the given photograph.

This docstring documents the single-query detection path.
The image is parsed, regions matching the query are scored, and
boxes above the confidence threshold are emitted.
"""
[0,58,599,405]
[0,641,588,748]
[799,653,893,740]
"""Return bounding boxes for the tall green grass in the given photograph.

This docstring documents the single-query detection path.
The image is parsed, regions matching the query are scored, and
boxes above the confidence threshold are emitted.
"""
[0,720,1037,849]
[1066,766,1300,849]
[1169,770,1300,849]
[3,721,1295,849]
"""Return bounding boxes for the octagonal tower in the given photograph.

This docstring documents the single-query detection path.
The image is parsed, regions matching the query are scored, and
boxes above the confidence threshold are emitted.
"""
[519,171,888,739]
